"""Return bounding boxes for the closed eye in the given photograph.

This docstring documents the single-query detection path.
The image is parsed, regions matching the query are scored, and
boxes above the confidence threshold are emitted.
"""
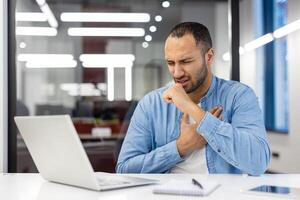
[167,61,175,66]
[180,59,193,64]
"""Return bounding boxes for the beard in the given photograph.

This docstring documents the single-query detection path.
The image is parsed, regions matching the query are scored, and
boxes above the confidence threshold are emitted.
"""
[174,63,208,94]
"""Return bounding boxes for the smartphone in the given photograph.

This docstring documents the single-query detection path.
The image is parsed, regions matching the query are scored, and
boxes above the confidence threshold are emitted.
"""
[243,185,300,198]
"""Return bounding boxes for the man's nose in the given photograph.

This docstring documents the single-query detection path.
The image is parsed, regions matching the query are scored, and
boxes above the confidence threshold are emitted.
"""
[173,64,184,78]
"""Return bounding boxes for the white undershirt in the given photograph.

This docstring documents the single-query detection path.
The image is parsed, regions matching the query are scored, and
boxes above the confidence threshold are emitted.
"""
[170,104,208,174]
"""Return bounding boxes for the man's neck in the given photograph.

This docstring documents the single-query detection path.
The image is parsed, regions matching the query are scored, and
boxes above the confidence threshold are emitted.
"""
[188,73,213,104]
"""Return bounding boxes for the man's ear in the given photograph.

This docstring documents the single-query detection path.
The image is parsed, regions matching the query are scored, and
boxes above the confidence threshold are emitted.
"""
[206,48,214,66]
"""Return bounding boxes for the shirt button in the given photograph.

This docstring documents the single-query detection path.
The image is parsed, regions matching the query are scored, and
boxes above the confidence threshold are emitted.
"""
[217,149,221,153]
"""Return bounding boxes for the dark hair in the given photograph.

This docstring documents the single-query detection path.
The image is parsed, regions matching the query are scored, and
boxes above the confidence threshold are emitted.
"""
[168,22,212,53]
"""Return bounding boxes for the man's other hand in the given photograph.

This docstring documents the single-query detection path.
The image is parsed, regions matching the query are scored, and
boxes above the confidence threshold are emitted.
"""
[176,113,207,157]
[176,107,223,157]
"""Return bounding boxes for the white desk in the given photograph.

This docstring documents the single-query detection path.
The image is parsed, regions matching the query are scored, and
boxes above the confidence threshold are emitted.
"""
[1,173,300,200]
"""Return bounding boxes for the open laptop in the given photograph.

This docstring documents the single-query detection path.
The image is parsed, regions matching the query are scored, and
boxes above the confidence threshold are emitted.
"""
[14,115,158,191]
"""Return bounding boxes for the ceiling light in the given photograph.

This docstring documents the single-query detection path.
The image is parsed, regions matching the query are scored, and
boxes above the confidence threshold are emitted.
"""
[145,35,152,42]
[35,0,46,6]
[244,33,274,51]
[79,54,135,62]
[239,47,245,55]
[82,61,133,68]
[162,1,170,8]
[68,90,100,96]
[61,12,150,23]
[142,42,149,48]
[19,42,26,49]
[107,67,114,101]
[125,67,132,101]
[61,83,94,91]
[68,27,145,37]
[16,27,57,36]
[222,52,230,61]
[80,54,134,68]
[149,26,157,32]
[35,0,58,28]
[18,54,74,62]
[60,83,100,96]
[273,19,300,38]
[25,60,77,68]
[39,3,58,28]
[155,15,162,22]
[16,12,47,22]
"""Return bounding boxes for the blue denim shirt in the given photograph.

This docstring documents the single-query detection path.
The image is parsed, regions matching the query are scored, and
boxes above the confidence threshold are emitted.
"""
[116,76,270,175]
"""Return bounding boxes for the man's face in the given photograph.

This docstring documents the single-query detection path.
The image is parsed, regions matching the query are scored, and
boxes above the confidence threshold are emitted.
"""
[164,34,212,94]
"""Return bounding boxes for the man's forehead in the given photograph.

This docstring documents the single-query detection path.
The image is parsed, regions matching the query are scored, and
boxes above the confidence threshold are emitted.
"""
[165,35,201,60]
[165,52,195,61]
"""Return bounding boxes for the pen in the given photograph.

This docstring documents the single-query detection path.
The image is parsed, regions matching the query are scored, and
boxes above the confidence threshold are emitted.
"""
[192,178,203,189]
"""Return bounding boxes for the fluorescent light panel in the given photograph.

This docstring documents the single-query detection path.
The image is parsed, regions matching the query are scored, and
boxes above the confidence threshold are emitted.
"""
[35,0,46,6]
[244,33,274,51]
[68,27,145,37]
[16,27,57,36]
[222,18,300,61]
[40,3,58,28]
[82,61,133,68]
[18,54,76,68]
[61,12,150,23]
[80,54,135,61]
[125,67,132,101]
[61,83,93,91]
[60,83,100,96]
[68,90,100,96]
[26,60,77,68]
[35,0,58,28]
[16,12,47,22]
[80,54,134,68]
[18,54,74,62]
[107,68,114,101]
[273,19,300,38]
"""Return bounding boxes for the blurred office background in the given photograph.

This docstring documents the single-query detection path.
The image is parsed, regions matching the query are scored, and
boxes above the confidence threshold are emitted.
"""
[4,0,300,173]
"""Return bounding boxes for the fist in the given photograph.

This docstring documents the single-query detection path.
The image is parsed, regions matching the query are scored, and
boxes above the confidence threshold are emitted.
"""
[162,83,193,113]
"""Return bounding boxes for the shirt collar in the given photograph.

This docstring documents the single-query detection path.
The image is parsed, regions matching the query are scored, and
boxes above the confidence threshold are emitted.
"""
[200,75,217,103]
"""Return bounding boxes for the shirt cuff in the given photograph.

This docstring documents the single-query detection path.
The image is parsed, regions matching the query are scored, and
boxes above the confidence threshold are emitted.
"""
[196,112,220,140]
[164,140,184,163]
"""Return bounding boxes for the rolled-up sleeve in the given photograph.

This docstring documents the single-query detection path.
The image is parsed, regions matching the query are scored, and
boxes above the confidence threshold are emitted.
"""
[197,87,270,176]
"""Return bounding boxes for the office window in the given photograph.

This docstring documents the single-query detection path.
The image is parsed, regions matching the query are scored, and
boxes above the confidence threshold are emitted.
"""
[263,0,289,132]
[273,0,289,132]
[239,0,288,133]
[14,0,229,172]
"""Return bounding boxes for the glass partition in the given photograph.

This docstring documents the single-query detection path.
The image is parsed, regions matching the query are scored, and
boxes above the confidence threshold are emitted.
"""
[15,0,229,172]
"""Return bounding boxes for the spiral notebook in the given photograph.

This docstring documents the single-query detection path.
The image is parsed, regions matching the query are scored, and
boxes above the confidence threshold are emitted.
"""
[153,179,220,196]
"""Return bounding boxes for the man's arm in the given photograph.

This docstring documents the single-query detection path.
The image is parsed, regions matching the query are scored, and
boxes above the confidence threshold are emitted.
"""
[116,99,183,173]
[196,87,270,175]
[163,84,270,176]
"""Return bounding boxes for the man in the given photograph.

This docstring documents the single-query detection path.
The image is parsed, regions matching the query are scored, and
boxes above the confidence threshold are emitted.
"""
[116,22,270,175]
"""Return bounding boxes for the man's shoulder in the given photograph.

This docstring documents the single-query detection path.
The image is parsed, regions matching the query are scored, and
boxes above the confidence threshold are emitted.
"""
[143,83,171,100]
[215,76,253,95]
[138,83,171,107]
